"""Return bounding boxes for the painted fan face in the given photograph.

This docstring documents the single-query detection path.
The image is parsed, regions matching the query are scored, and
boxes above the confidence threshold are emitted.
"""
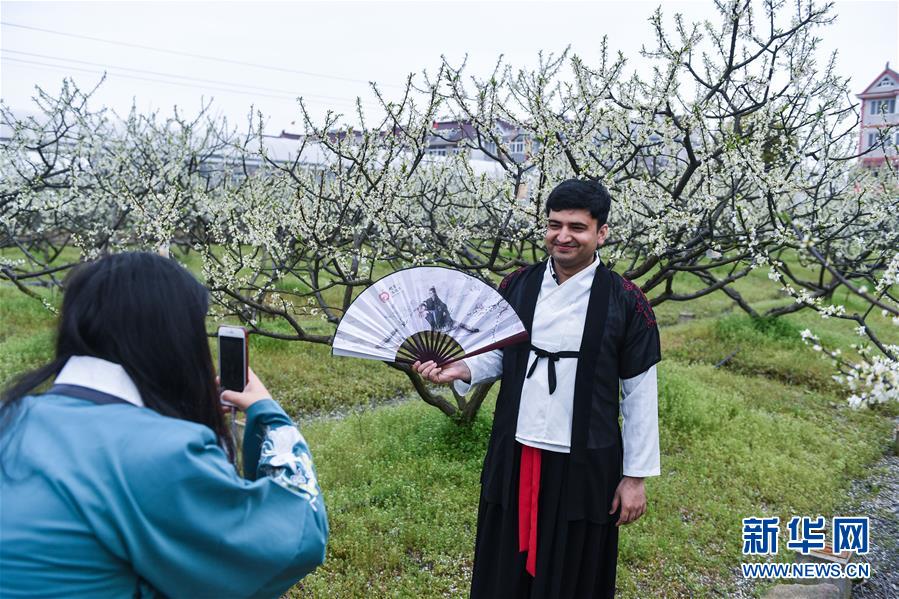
[332,267,528,365]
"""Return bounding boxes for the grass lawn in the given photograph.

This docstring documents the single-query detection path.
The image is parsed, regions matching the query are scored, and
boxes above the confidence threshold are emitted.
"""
[1,260,897,598]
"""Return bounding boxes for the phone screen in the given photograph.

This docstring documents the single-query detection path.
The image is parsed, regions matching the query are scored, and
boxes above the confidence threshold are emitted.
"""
[219,335,246,392]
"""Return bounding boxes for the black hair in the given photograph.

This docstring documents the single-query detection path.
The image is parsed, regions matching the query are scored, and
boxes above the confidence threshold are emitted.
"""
[0,252,234,462]
[544,179,612,227]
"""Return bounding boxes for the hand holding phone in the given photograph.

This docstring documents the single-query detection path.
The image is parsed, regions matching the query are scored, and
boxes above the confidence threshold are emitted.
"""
[218,326,248,399]
[220,367,272,412]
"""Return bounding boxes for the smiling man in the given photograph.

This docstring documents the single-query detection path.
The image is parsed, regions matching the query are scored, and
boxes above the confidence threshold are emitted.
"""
[415,179,661,598]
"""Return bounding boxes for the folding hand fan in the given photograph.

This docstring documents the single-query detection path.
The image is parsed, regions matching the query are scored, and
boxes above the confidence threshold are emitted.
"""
[332,267,528,366]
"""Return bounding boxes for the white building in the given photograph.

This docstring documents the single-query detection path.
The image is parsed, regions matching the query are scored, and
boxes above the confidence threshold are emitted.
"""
[857,63,899,168]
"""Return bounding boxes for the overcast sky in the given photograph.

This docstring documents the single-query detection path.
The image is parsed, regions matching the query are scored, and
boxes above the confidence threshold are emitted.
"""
[1,0,897,134]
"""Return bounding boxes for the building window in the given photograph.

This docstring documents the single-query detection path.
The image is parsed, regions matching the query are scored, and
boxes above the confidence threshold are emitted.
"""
[508,140,525,154]
[870,99,896,114]
[868,133,878,148]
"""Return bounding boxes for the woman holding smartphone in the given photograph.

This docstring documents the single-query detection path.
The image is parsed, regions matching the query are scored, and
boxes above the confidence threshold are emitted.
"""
[0,252,328,598]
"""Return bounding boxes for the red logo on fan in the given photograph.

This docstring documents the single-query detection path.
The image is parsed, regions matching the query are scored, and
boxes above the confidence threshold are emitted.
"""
[378,292,390,302]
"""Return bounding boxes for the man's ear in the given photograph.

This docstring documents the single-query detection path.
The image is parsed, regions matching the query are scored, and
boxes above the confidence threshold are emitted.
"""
[597,223,610,246]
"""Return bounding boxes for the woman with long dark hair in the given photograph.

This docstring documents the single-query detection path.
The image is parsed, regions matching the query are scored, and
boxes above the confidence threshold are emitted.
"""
[0,252,328,598]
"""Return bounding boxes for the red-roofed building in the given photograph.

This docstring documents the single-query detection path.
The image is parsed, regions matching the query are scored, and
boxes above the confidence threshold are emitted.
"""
[857,63,899,168]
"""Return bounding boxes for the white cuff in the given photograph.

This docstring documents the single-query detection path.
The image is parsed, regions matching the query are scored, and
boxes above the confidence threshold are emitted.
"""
[452,350,503,396]
[453,378,473,396]
[620,365,661,477]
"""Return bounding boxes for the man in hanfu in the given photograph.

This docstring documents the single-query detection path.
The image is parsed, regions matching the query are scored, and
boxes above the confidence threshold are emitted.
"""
[415,179,661,598]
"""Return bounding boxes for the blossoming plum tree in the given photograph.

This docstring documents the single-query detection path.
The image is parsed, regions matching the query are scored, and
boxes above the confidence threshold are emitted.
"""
[2,0,896,416]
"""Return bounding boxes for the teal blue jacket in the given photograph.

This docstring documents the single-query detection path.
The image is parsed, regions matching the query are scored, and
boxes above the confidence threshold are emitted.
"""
[0,394,328,598]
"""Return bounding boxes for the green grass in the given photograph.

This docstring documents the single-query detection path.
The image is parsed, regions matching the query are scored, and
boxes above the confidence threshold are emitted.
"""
[2,255,897,598]
[290,400,490,598]
[663,316,842,393]
[0,287,59,387]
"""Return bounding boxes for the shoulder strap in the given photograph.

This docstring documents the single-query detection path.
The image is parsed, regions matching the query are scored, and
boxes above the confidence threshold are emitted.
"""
[45,384,135,407]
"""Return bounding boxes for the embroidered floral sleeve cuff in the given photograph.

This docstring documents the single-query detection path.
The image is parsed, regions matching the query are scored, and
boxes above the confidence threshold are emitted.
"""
[258,426,322,510]
[242,399,323,509]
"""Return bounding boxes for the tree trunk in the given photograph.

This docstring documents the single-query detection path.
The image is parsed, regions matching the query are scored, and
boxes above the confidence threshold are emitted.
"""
[387,362,494,425]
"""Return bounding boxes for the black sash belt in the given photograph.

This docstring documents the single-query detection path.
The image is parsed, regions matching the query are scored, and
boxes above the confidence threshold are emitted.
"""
[525,345,580,394]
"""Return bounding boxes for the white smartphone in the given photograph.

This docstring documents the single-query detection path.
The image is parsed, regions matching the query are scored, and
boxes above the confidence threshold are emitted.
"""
[218,326,248,395]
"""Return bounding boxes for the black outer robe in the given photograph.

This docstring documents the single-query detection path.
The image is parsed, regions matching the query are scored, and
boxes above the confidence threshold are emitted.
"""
[471,260,661,598]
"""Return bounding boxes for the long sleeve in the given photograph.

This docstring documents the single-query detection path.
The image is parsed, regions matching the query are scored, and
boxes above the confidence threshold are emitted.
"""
[452,349,504,396]
[620,365,660,477]
[618,280,661,379]
[92,399,328,599]
[243,399,324,512]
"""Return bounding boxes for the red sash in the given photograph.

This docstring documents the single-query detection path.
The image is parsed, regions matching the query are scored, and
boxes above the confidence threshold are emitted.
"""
[518,444,541,576]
